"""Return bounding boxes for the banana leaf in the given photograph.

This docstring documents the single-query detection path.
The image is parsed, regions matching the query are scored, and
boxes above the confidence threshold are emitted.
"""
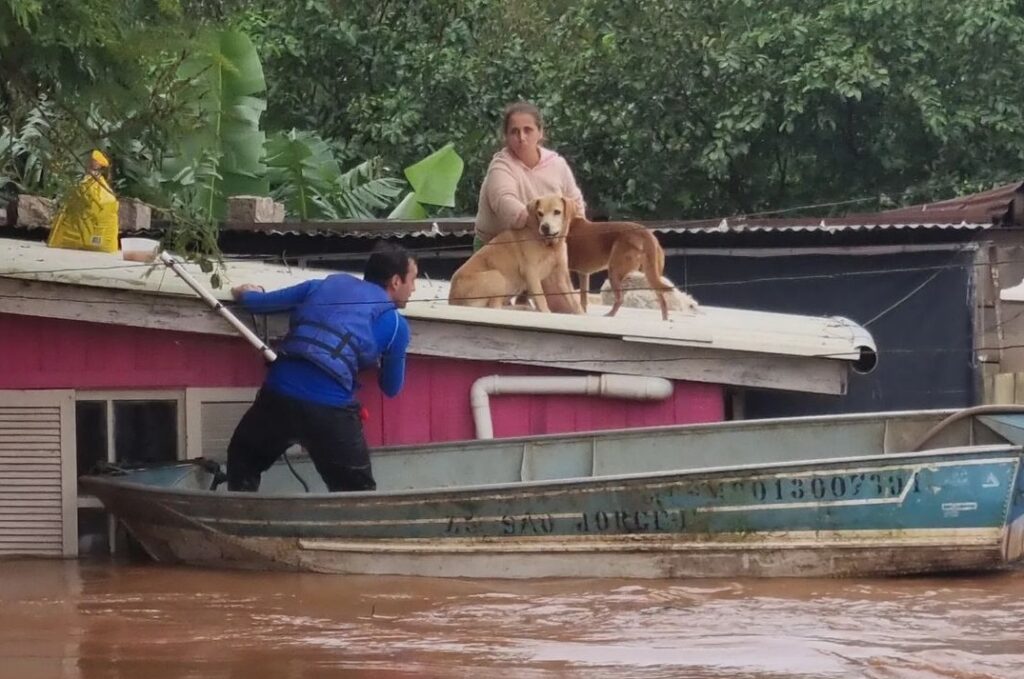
[162,29,268,220]
[387,191,429,219]
[403,142,463,207]
[265,129,340,220]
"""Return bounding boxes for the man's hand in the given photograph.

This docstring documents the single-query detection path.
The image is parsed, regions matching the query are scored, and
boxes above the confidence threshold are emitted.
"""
[231,283,265,300]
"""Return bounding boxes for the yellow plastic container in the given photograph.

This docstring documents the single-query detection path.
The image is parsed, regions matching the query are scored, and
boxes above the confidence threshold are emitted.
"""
[47,175,120,253]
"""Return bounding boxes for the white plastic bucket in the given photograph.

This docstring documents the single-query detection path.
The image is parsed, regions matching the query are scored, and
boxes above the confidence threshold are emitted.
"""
[121,237,161,262]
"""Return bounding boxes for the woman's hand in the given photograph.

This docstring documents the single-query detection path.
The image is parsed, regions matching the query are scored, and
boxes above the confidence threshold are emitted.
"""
[511,206,529,229]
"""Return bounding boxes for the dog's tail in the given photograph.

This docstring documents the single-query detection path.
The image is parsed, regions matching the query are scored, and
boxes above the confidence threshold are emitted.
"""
[640,229,671,320]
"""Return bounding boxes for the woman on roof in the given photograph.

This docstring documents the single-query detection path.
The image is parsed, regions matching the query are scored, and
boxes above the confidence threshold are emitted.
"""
[473,101,587,312]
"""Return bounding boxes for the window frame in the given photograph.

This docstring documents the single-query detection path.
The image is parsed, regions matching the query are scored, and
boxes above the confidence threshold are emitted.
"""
[75,389,186,553]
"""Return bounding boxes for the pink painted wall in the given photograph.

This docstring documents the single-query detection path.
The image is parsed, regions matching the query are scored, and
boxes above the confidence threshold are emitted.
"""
[0,313,266,389]
[360,357,723,445]
[0,313,725,444]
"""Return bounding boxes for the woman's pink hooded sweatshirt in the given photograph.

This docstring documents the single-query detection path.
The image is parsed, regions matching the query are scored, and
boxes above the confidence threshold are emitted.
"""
[474,147,586,242]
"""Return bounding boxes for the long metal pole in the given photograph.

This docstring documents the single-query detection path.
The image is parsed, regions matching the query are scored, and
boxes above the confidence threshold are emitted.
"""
[158,251,278,362]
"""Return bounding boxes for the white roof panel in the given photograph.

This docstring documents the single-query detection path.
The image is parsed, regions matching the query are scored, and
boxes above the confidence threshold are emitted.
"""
[0,238,875,363]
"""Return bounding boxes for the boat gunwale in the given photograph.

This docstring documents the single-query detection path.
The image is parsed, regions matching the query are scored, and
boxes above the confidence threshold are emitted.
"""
[79,443,1023,506]
[81,405,970,499]
[324,407,970,457]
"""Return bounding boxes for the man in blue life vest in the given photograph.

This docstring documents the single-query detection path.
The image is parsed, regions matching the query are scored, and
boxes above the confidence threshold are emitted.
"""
[225,242,417,492]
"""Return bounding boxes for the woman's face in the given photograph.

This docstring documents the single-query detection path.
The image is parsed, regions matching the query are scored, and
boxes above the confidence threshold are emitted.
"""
[504,112,544,162]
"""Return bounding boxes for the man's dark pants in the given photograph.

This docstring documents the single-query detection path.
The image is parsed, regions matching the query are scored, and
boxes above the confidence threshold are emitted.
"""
[226,388,376,492]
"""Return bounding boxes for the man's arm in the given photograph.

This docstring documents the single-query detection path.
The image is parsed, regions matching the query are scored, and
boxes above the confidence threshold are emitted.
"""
[232,279,320,314]
[374,310,410,397]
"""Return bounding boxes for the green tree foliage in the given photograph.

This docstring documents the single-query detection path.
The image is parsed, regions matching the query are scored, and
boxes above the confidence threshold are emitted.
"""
[239,0,1024,219]
[6,0,1024,235]
[0,0,196,201]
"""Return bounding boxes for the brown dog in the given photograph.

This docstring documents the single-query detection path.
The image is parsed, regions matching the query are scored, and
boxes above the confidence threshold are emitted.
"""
[567,218,671,320]
[449,195,580,313]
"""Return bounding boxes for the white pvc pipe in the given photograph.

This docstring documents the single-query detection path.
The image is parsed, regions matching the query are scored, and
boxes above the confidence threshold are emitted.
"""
[158,251,278,362]
[470,374,674,439]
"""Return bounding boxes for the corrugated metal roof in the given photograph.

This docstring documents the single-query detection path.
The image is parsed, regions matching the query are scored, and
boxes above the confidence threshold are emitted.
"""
[4,214,991,239]
[878,181,1024,224]
[10,181,1015,239]
[0,237,875,364]
[648,214,992,235]
[209,218,477,238]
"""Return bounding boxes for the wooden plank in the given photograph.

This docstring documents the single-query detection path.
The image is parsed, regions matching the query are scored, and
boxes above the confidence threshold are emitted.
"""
[0,443,60,451]
[57,392,77,557]
[0,392,75,408]
[0,415,61,425]
[0,465,60,475]
[0,520,62,532]
[0,532,63,540]
[0,496,61,504]
[994,373,1015,404]
[0,500,61,507]
[1015,373,1024,406]
[0,513,62,519]
[0,432,61,441]
[982,245,1003,366]
[0,508,62,515]
[0,431,59,440]
[0,276,257,337]
[0,455,60,463]
[0,527,62,536]
[0,478,63,487]
[201,401,250,462]
[411,320,847,394]
[0,449,61,458]
[0,532,61,540]
[1,471,62,481]
[0,546,61,553]
[0,421,59,428]
[0,426,60,436]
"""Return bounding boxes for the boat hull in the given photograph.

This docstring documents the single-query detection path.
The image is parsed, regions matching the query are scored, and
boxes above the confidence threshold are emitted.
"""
[120,524,1012,579]
[84,440,1024,578]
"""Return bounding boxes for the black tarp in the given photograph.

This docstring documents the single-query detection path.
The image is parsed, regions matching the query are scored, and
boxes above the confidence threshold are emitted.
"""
[665,249,977,418]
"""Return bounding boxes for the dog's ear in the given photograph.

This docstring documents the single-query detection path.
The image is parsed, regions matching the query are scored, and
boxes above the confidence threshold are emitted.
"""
[562,196,576,227]
[525,198,539,226]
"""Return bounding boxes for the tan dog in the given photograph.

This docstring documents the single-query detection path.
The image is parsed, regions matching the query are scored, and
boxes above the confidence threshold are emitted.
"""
[449,195,580,313]
[567,218,672,320]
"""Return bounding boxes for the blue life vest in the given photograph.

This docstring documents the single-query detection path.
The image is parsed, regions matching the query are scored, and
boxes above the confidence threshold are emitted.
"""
[278,274,395,391]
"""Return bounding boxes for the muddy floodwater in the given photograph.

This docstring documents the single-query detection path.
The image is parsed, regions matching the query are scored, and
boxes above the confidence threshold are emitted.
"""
[1,559,1023,679]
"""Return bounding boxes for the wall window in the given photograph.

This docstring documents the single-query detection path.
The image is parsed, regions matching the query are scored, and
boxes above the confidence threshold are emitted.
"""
[75,391,184,556]
[113,400,179,465]
[75,400,108,491]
